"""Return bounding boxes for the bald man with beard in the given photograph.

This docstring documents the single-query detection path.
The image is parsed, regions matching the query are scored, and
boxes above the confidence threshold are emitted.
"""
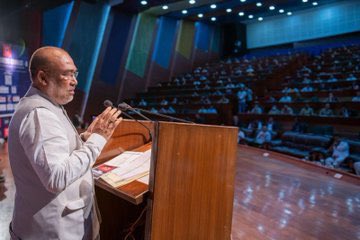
[8,46,122,240]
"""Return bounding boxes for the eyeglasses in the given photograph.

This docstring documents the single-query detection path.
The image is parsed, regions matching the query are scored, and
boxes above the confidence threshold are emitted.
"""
[61,71,79,80]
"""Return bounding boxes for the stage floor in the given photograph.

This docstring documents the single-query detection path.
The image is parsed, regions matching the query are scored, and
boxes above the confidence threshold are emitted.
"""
[1,143,359,240]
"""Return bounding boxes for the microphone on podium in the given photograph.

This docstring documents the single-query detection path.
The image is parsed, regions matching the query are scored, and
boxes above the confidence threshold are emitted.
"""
[103,100,152,142]
[118,102,194,124]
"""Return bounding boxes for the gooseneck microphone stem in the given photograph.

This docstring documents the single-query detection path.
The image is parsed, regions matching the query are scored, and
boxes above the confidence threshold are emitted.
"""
[103,100,153,142]
[118,102,194,124]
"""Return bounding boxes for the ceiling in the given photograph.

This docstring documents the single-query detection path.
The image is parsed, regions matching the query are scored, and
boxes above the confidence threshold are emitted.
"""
[117,0,348,24]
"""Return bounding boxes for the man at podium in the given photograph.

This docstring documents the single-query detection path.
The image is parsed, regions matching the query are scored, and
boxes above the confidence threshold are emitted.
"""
[8,46,122,240]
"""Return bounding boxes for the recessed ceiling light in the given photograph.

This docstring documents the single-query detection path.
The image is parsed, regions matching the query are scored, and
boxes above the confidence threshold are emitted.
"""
[198,13,203,18]
[258,17,263,21]
[240,0,246,2]
[210,4,217,9]
[211,17,216,21]
[287,12,292,15]
[302,0,308,2]
[140,0,147,5]
[248,14,254,19]
[162,5,168,10]
[312,2,318,6]
[189,0,196,4]
[226,8,232,13]
[238,12,245,16]
[279,9,284,13]
[182,9,188,14]
[269,6,275,10]
[256,2,262,7]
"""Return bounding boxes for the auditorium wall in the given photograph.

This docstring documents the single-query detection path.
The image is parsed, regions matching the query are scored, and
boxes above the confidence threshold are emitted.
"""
[247,0,360,49]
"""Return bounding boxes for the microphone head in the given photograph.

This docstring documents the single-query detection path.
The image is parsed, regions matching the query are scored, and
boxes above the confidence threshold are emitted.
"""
[103,100,113,108]
[118,102,131,111]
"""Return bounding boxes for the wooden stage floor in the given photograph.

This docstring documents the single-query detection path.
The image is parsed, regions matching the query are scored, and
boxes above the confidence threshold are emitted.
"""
[0,143,359,240]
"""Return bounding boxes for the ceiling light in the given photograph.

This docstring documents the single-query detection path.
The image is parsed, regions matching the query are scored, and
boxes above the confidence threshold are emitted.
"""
[240,0,246,2]
[258,17,263,21]
[189,0,196,4]
[210,4,216,9]
[256,2,262,7]
[287,12,292,15]
[302,0,308,2]
[238,12,244,16]
[140,0,147,5]
[198,13,203,18]
[279,9,284,13]
[269,6,275,10]
[226,8,232,13]
[211,17,216,21]
[248,14,254,19]
[182,9,188,14]
[312,2,318,6]
[162,5,168,10]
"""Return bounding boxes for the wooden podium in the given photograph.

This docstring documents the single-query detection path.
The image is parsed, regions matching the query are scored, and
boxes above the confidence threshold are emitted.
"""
[94,119,238,240]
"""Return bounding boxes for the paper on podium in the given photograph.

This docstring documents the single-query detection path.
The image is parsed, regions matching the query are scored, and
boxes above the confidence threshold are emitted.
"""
[93,149,151,188]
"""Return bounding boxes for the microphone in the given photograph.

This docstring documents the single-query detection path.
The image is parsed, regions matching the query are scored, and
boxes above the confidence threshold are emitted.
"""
[103,100,152,142]
[118,102,151,121]
[119,102,194,124]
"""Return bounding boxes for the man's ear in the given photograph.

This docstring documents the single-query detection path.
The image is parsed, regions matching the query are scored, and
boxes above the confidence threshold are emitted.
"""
[37,70,48,86]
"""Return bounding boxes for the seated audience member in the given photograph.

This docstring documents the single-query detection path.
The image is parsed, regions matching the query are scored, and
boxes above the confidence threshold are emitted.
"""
[301,85,313,92]
[313,76,323,83]
[302,77,312,84]
[250,102,263,114]
[352,91,360,102]
[346,73,357,81]
[299,104,314,116]
[166,106,176,114]
[217,95,229,104]
[254,126,272,148]
[265,95,276,103]
[237,86,247,113]
[280,104,294,115]
[327,74,338,82]
[266,117,278,136]
[319,103,334,117]
[198,106,207,114]
[282,86,291,94]
[324,92,338,103]
[207,106,218,114]
[291,117,308,133]
[268,105,281,115]
[279,93,292,103]
[247,120,262,132]
[325,136,349,168]
[150,107,158,113]
[138,98,147,107]
[354,161,360,175]
[160,98,169,106]
[238,130,246,144]
[338,106,350,118]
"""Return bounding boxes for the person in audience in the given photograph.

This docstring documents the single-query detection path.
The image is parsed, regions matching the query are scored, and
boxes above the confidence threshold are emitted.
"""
[282,86,291,94]
[338,106,350,118]
[301,85,313,92]
[327,74,338,82]
[265,117,278,136]
[319,103,334,117]
[254,126,272,149]
[238,129,246,144]
[268,105,281,115]
[324,92,338,102]
[279,93,292,103]
[299,104,315,116]
[302,77,312,84]
[150,107,158,113]
[352,91,360,102]
[160,98,169,106]
[250,102,263,114]
[325,136,349,168]
[237,86,247,113]
[346,73,357,81]
[198,106,207,114]
[207,105,218,114]
[280,104,294,115]
[217,95,229,104]
[313,76,323,83]
[138,98,147,107]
